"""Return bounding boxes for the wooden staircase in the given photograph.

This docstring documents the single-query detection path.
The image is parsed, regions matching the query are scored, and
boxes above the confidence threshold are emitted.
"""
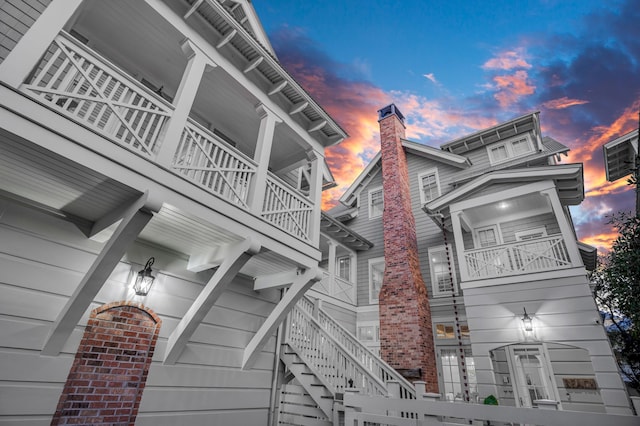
[277,296,416,425]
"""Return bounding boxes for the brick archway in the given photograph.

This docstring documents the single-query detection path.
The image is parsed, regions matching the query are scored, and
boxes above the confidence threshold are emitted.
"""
[51,301,161,425]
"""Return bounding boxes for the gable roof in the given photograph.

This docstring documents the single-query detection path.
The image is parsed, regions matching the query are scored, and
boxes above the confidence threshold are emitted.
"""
[339,141,470,206]
[424,163,584,213]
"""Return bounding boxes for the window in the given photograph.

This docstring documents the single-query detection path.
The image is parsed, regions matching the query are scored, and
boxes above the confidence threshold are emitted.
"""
[436,323,470,339]
[418,168,440,204]
[428,245,457,297]
[487,134,535,165]
[368,257,385,303]
[436,323,455,339]
[474,225,500,248]
[440,349,477,401]
[515,227,547,241]
[368,187,384,218]
[337,256,351,281]
[357,324,380,342]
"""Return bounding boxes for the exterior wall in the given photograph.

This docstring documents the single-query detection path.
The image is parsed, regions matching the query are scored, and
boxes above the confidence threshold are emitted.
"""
[499,212,559,243]
[463,272,631,415]
[0,200,281,425]
[0,0,51,62]
[320,299,357,335]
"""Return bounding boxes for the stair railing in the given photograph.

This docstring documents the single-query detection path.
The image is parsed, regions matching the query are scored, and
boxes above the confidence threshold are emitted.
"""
[288,297,416,399]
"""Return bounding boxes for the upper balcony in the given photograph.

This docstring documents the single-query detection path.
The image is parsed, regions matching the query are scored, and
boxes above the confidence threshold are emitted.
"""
[0,0,347,249]
[424,166,589,286]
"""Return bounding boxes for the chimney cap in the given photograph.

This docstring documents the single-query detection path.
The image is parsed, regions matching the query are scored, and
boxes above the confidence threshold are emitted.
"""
[378,104,405,123]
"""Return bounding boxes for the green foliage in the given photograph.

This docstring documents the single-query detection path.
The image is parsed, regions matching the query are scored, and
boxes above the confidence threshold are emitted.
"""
[593,212,640,390]
[483,395,498,405]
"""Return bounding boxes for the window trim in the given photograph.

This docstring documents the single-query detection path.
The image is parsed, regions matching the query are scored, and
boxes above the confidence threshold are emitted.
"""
[418,168,441,204]
[368,257,385,304]
[487,134,535,166]
[473,224,501,248]
[515,227,547,241]
[428,244,458,297]
[368,186,384,219]
[336,255,351,281]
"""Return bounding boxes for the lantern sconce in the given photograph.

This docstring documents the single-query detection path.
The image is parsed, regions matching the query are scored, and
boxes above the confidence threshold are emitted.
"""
[521,307,533,332]
[133,257,156,296]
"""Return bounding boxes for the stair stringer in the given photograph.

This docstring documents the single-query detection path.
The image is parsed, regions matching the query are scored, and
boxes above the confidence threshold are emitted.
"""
[280,343,336,418]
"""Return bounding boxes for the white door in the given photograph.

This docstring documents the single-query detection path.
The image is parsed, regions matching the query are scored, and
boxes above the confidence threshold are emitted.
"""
[507,345,560,408]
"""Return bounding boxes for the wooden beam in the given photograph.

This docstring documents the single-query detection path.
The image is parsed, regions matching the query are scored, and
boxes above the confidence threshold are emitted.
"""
[187,241,243,272]
[243,56,263,73]
[308,119,327,133]
[88,193,156,238]
[267,80,287,95]
[289,101,308,115]
[42,192,154,356]
[164,237,261,364]
[183,0,204,19]
[216,29,237,49]
[253,268,301,291]
[242,267,321,369]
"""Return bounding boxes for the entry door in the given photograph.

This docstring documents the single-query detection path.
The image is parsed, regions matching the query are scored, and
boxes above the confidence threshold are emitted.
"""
[507,345,559,407]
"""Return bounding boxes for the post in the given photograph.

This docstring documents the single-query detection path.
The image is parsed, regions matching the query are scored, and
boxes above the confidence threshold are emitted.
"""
[248,104,282,214]
[155,40,212,167]
[0,0,83,88]
[307,150,324,245]
[327,240,337,297]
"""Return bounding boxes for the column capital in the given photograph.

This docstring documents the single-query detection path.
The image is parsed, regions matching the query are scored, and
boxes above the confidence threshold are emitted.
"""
[255,103,283,123]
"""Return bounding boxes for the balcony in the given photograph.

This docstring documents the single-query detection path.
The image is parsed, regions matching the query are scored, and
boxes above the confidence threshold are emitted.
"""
[312,270,356,305]
[464,235,571,280]
[20,31,315,243]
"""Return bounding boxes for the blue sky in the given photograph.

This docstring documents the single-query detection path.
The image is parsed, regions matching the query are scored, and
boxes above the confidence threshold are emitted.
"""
[253,0,640,251]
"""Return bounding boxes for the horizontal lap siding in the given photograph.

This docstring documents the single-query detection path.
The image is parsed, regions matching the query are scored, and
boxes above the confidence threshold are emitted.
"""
[464,273,623,412]
[499,212,559,243]
[0,0,51,62]
[0,200,279,425]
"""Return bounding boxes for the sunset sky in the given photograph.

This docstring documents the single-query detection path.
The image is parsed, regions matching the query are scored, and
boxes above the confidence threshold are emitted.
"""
[253,0,640,253]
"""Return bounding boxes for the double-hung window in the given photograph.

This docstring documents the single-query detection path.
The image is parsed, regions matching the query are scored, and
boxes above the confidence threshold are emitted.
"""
[419,168,440,204]
[368,257,385,303]
[368,187,384,219]
[428,244,457,297]
[487,134,535,165]
[337,256,351,281]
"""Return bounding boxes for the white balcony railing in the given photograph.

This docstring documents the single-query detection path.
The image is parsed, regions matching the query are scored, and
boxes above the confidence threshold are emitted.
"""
[172,118,257,208]
[313,270,356,304]
[464,235,571,279]
[23,32,173,158]
[262,173,313,241]
[21,31,316,243]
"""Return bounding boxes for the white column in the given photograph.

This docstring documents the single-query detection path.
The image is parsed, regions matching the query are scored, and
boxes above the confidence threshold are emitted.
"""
[541,189,583,267]
[307,150,324,245]
[327,240,337,297]
[248,104,282,213]
[0,0,83,88]
[155,40,213,167]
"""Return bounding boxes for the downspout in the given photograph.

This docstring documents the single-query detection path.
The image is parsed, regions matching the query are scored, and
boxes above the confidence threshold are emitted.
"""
[268,289,285,426]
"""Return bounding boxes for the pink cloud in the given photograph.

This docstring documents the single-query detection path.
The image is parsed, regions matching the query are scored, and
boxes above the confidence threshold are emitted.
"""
[492,70,536,107]
[482,50,532,71]
[542,97,589,110]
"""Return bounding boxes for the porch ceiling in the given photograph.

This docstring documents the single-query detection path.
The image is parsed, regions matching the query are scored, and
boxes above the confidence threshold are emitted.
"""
[0,132,299,278]
[603,129,638,182]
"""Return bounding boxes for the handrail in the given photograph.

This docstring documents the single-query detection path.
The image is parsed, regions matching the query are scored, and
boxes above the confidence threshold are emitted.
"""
[287,301,389,396]
[294,296,416,399]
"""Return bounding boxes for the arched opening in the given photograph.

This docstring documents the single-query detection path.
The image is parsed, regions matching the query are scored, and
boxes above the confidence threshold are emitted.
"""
[51,301,161,425]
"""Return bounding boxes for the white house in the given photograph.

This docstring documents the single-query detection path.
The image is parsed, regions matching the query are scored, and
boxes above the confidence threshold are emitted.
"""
[0,1,636,424]
[326,104,633,415]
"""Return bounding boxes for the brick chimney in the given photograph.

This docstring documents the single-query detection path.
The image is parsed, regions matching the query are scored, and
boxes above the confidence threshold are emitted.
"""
[377,104,438,391]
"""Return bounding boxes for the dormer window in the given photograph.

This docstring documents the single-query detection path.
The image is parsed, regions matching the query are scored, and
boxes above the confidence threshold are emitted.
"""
[487,134,535,165]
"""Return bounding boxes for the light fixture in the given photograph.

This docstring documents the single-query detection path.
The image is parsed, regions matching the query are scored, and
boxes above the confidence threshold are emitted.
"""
[133,257,155,296]
[521,307,533,332]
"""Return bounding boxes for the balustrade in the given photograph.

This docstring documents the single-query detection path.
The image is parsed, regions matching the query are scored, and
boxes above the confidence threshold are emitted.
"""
[465,235,571,279]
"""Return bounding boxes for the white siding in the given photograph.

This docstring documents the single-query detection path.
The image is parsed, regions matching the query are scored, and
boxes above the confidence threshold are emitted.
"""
[0,200,280,425]
[0,0,51,62]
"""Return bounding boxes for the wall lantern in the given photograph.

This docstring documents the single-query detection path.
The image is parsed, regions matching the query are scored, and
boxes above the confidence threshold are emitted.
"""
[133,257,155,296]
[521,307,533,332]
